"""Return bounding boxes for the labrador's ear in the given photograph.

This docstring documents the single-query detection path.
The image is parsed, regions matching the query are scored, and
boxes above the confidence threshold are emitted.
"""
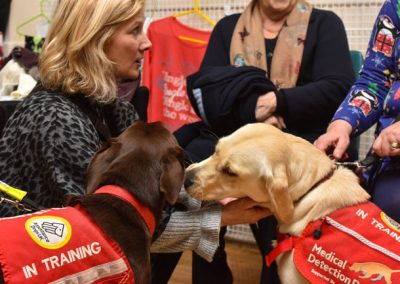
[160,148,185,204]
[264,164,293,223]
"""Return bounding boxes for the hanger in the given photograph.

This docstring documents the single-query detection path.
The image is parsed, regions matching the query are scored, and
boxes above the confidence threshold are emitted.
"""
[16,0,52,37]
[173,0,215,44]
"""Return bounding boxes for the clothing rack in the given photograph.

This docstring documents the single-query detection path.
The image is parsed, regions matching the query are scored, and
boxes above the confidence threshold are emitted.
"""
[16,0,52,37]
[173,0,216,27]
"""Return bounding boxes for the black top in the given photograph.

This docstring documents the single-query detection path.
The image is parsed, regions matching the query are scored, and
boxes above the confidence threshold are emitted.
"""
[199,9,355,140]
[187,65,277,136]
[265,38,277,78]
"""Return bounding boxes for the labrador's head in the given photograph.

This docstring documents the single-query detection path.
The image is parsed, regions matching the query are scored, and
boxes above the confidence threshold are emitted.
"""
[184,123,334,223]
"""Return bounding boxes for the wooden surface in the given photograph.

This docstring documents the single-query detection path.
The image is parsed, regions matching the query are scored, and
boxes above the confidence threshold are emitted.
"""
[169,240,262,284]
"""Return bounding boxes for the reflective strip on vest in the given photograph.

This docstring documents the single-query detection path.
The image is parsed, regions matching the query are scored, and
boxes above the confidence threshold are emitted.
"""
[49,258,128,284]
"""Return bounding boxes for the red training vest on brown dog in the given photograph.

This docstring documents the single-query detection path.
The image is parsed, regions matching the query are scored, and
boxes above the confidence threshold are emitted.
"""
[0,205,134,283]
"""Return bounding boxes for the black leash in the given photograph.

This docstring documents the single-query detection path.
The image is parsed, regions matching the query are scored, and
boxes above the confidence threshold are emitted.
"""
[335,154,380,170]
[336,111,400,171]
[65,94,112,141]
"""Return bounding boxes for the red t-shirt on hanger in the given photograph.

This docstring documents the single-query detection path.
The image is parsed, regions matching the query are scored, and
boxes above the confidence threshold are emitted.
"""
[142,16,211,132]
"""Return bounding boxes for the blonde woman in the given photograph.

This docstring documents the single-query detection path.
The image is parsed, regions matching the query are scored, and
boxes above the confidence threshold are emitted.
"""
[0,0,151,215]
[0,0,270,279]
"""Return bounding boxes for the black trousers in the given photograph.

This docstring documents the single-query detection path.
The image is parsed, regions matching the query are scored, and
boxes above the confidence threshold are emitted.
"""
[256,216,280,284]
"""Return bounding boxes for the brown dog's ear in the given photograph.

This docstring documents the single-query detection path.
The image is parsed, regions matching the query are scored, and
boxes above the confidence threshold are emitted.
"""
[86,140,121,194]
[264,165,294,223]
[160,148,185,204]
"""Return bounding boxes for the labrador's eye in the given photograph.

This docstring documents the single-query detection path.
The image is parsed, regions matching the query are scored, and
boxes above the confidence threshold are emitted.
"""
[222,166,237,177]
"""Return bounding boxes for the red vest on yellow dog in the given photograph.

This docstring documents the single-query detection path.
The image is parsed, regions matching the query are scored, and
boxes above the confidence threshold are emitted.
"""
[268,202,400,284]
[0,205,134,283]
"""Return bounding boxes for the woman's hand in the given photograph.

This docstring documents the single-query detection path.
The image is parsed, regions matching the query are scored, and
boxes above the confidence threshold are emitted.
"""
[255,91,277,122]
[220,197,271,227]
[262,114,286,129]
[373,121,400,157]
[314,120,353,160]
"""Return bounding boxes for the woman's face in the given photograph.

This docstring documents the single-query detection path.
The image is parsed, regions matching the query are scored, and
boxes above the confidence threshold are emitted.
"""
[259,0,298,18]
[106,9,152,81]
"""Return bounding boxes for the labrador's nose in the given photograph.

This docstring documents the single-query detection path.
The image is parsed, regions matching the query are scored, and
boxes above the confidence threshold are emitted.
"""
[184,170,194,190]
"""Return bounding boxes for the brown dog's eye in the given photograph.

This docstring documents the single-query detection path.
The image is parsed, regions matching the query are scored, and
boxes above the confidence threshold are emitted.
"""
[96,138,117,154]
[96,143,110,154]
[222,166,237,177]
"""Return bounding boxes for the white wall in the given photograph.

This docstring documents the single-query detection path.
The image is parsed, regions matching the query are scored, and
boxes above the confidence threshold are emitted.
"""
[4,0,57,54]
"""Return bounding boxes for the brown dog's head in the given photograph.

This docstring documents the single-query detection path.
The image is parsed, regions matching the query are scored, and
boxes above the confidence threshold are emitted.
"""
[184,123,335,223]
[86,121,184,209]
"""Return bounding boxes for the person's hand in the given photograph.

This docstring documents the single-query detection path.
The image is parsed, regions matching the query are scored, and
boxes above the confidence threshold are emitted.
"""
[262,114,286,129]
[314,120,353,160]
[373,121,400,157]
[220,197,271,227]
[255,91,277,122]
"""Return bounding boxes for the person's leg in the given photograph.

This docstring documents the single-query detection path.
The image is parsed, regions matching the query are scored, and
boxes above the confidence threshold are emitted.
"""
[256,216,280,284]
[371,170,400,222]
[192,227,233,284]
[151,252,183,284]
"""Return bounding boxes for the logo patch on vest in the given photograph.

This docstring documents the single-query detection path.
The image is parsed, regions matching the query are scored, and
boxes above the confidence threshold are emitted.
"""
[381,212,400,233]
[25,216,72,249]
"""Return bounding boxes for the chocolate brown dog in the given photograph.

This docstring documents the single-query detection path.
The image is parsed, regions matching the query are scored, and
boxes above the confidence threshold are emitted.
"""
[0,121,184,284]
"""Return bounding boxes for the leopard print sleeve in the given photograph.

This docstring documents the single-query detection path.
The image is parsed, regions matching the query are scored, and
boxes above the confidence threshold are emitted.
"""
[0,91,138,217]
[105,98,139,135]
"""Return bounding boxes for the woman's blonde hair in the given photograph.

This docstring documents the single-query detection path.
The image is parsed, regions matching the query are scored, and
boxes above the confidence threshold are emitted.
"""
[40,0,144,103]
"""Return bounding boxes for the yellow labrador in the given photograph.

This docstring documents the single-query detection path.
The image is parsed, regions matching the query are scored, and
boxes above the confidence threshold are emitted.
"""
[184,123,377,284]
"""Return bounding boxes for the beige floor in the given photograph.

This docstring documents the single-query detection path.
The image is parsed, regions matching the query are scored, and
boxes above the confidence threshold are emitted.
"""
[169,240,262,284]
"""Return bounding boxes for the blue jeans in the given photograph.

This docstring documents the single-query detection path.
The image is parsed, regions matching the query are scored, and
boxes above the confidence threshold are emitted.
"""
[371,170,400,222]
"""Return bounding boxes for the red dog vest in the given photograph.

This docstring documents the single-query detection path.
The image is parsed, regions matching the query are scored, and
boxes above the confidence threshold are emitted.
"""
[0,185,155,284]
[267,202,400,284]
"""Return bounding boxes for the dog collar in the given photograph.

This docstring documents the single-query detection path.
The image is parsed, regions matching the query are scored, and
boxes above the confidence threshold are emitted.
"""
[293,168,335,207]
[309,168,335,192]
[94,185,156,235]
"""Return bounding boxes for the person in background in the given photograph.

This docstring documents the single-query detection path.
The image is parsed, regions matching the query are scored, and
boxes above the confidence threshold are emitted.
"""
[315,0,400,223]
[0,0,271,280]
[155,0,355,283]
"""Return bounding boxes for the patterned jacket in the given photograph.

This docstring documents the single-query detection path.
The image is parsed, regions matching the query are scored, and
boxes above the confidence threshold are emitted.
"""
[333,0,400,177]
